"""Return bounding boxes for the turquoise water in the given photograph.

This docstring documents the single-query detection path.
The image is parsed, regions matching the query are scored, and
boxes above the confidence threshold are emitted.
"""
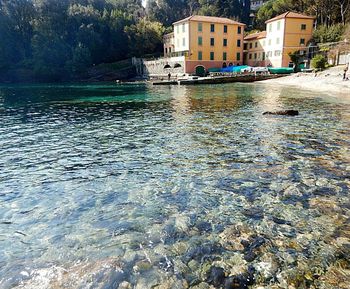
[0,83,350,288]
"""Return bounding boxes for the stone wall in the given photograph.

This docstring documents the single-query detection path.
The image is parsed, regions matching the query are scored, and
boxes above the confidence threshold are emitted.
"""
[142,56,186,78]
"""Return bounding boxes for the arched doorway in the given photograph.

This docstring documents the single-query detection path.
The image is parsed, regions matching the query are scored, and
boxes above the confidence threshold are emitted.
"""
[164,64,171,69]
[195,65,205,77]
[174,63,182,68]
[222,62,227,68]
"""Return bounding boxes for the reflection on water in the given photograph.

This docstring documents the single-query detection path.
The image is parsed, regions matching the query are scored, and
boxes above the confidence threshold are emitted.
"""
[0,83,350,289]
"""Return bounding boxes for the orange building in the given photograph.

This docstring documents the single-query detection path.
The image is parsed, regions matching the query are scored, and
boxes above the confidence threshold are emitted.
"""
[244,12,315,68]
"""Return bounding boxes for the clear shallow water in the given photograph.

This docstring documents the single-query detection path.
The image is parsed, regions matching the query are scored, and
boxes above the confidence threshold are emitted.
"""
[0,83,350,289]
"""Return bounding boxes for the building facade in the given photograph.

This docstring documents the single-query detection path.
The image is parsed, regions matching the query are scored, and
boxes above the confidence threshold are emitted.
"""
[244,31,267,67]
[163,32,174,57]
[244,12,315,68]
[163,15,245,75]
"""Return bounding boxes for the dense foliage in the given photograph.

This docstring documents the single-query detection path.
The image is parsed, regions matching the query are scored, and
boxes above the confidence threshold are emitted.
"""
[311,54,327,69]
[146,0,251,27]
[255,0,350,29]
[0,0,349,82]
[0,0,162,81]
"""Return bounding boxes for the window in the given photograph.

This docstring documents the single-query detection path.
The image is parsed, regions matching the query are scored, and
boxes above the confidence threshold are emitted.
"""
[223,52,227,61]
[244,43,248,50]
[210,38,215,46]
[198,23,203,32]
[262,52,266,60]
[300,38,305,45]
[183,37,186,46]
[269,23,272,32]
[198,36,202,46]
[263,40,266,46]
[238,26,242,34]
[254,53,257,59]
[301,24,306,30]
[165,48,168,54]
[223,38,227,47]
[198,51,202,60]
[210,24,215,32]
[210,52,214,60]
[177,25,179,33]
[277,21,281,31]
[236,52,241,61]
[249,53,252,59]
[237,39,241,47]
[274,50,281,56]
[255,42,258,48]
[249,43,252,49]
[276,37,280,45]
[182,23,185,33]
[224,25,228,33]
[268,39,271,46]
[169,47,171,53]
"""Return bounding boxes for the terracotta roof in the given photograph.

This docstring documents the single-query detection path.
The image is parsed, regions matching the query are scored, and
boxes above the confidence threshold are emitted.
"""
[266,12,315,23]
[244,31,267,40]
[173,15,245,26]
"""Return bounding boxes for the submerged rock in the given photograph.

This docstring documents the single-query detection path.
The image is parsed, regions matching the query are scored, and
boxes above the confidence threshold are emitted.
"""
[263,110,299,116]
[224,266,255,289]
[207,266,226,287]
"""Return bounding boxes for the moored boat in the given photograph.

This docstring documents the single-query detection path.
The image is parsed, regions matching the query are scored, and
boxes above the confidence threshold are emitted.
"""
[268,67,294,74]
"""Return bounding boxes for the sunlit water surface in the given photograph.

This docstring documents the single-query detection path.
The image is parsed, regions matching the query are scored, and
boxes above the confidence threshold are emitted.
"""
[0,83,349,289]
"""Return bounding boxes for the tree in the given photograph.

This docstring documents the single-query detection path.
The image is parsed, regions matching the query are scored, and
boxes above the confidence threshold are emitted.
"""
[124,19,165,57]
[311,54,327,69]
[313,24,345,43]
[288,50,301,72]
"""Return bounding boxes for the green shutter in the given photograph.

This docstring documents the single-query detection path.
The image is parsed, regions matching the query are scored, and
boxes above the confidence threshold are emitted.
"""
[198,36,202,46]
[237,53,241,61]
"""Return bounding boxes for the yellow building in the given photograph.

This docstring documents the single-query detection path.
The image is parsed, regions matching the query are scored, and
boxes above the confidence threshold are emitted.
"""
[244,31,267,67]
[244,12,315,68]
[165,15,245,75]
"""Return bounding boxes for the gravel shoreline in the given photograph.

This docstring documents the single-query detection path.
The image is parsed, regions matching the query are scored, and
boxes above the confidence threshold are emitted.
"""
[261,66,350,97]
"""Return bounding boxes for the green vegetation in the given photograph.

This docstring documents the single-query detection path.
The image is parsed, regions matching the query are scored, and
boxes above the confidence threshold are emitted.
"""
[255,0,350,29]
[311,55,327,69]
[0,0,162,82]
[288,51,301,72]
[0,0,349,82]
[313,24,346,43]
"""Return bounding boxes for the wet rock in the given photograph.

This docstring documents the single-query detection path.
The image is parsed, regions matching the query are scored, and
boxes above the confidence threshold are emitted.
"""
[133,260,152,272]
[263,110,299,116]
[242,207,264,220]
[244,250,257,262]
[242,236,266,262]
[196,221,212,233]
[175,214,191,232]
[171,241,190,255]
[206,266,225,287]
[118,281,131,289]
[224,266,255,289]
[183,242,223,263]
[188,259,200,271]
[272,216,292,225]
[191,282,212,289]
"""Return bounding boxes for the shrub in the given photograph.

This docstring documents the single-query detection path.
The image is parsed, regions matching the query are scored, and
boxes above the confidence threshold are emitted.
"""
[311,55,327,69]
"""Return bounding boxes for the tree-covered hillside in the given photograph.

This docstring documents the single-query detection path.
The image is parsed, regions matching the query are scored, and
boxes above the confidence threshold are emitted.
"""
[0,0,349,82]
